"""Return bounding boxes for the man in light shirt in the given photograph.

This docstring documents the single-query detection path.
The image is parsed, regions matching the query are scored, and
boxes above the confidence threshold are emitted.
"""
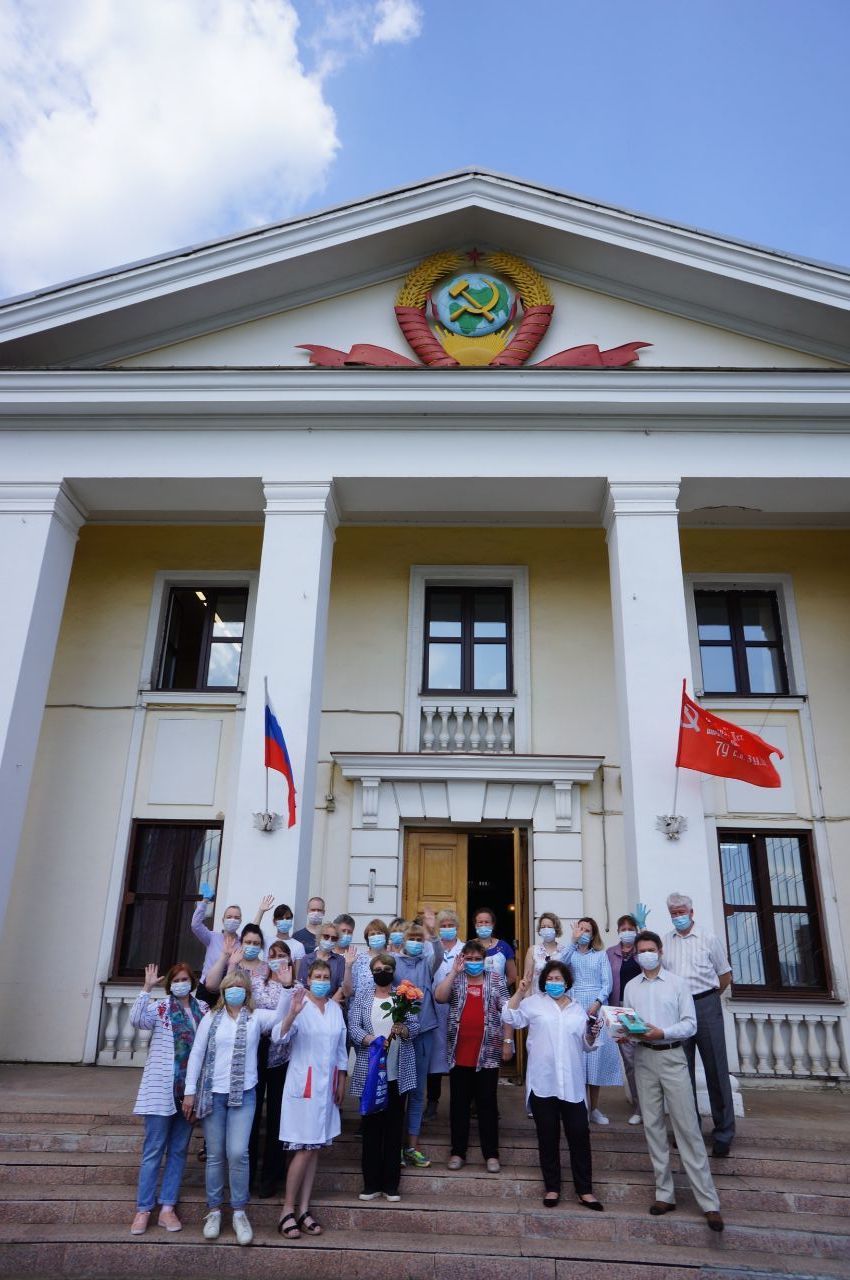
[621,931,723,1232]
[663,892,735,1156]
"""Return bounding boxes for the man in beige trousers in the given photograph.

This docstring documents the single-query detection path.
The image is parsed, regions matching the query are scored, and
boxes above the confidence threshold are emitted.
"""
[621,930,724,1232]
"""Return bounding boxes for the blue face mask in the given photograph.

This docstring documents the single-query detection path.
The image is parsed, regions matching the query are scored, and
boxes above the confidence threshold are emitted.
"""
[389,931,405,946]
[405,940,424,957]
[318,937,335,952]
[545,981,566,999]
[368,934,386,950]
[578,932,592,946]
[224,987,246,1007]
[310,979,331,998]
[476,926,493,939]
[464,960,485,977]
[439,927,457,942]
[170,980,192,999]
[337,933,353,948]
[276,919,292,934]
[242,944,261,960]
[672,914,692,933]
[539,927,556,943]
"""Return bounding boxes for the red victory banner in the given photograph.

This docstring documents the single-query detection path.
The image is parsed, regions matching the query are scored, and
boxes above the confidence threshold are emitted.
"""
[675,681,783,788]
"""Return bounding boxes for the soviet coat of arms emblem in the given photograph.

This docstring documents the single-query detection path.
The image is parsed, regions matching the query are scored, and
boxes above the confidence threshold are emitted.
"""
[299,247,649,369]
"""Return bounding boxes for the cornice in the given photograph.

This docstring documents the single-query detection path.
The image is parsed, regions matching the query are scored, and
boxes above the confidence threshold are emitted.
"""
[333,752,604,785]
[0,481,87,534]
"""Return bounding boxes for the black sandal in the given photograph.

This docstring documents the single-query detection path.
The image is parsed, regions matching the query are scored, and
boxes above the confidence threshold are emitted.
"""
[297,1211,322,1235]
[277,1212,301,1238]
[543,1192,560,1208]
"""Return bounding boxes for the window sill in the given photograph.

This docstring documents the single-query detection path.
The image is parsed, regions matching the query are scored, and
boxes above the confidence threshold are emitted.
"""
[698,694,806,708]
[140,690,244,708]
[729,992,841,1005]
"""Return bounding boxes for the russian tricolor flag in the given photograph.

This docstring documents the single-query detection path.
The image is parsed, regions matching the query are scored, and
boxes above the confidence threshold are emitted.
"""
[264,683,297,828]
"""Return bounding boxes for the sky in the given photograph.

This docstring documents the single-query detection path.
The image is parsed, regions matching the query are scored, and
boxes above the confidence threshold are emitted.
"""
[1,0,849,300]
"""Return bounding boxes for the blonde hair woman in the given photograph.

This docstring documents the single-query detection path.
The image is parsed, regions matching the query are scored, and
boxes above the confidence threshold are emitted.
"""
[523,911,569,987]
[183,969,291,1246]
[562,917,622,1125]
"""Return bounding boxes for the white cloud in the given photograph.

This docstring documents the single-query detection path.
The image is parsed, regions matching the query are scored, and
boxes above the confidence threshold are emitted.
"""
[372,0,422,45]
[0,0,343,297]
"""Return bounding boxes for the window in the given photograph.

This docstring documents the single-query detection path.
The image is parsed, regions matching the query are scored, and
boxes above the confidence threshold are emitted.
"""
[718,830,828,995]
[157,586,248,690]
[695,590,788,696]
[114,822,222,979]
[423,586,513,694]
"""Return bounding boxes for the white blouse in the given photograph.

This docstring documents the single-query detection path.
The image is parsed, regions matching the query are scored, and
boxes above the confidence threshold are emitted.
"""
[503,994,597,1103]
[185,987,292,1097]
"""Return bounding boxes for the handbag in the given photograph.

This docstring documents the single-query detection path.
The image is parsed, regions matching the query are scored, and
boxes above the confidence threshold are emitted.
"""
[359,1036,389,1115]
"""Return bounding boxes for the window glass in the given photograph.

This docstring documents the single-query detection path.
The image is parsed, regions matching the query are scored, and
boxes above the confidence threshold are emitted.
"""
[181,828,222,895]
[696,594,731,640]
[720,841,756,905]
[211,592,246,638]
[129,826,183,893]
[119,901,170,973]
[775,913,818,987]
[157,586,248,691]
[207,641,241,688]
[740,595,778,642]
[745,647,783,694]
[428,591,462,637]
[765,836,807,908]
[726,912,766,985]
[700,646,736,692]
[473,592,507,638]
[427,643,462,689]
[474,644,507,690]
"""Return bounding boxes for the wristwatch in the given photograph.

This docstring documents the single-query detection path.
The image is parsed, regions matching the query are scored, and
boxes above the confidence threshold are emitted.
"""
[502,1038,514,1045]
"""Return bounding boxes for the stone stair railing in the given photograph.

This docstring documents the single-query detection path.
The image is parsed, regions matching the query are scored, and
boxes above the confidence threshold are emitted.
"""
[732,1004,848,1078]
[96,984,151,1067]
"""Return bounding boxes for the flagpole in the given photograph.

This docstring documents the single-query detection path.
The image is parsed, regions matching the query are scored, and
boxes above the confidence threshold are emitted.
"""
[671,766,680,818]
[263,675,269,814]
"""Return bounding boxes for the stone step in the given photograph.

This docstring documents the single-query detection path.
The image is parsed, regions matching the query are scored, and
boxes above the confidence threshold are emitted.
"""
[0,1222,846,1280]
[1,1183,849,1254]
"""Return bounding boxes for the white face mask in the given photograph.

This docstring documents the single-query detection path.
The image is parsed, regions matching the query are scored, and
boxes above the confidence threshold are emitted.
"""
[619,931,637,946]
[636,951,661,971]
[170,979,191,999]
[222,917,240,933]
[307,910,324,926]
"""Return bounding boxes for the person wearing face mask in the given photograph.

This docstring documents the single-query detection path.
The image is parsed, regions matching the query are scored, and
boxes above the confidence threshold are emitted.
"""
[503,961,604,1210]
[434,940,509,1173]
[619,931,723,1232]
[348,953,420,1202]
[190,893,273,1004]
[425,909,465,1122]
[565,917,623,1125]
[129,962,207,1236]
[295,922,345,995]
[248,942,298,1198]
[333,912,360,1001]
[523,912,570,987]
[273,960,349,1240]
[394,920,444,1167]
[386,917,407,955]
[352,918,390,990]
[472,906,518,988]
[663,892,735,1157]
[264,903,306,968]
[292,896,327,956]
[183,970,293,1246]
[203,924,269,1001]
[606,913,643,1125]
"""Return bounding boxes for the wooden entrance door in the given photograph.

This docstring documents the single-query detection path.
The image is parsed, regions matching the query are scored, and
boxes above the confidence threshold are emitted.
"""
[402,830,468,924]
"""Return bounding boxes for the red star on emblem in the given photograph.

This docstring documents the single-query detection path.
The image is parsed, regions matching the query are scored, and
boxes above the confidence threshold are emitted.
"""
[466,247,483,266]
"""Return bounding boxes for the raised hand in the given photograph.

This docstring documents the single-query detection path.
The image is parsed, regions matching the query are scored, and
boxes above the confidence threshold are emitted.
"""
[634,902,650,930]
[199,881,215,901]
[571,921,586,942]
[222,932,238,957]
[517,974,531,997]
[228,945,245,970]
[143,964,163,992]
[290,986,307,1017]
[422,905,437,935]
[344,944,358,968]
[453,952,466,975]
[258,893,275,915]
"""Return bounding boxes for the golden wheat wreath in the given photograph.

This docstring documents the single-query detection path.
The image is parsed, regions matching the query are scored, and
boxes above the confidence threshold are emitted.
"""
[394,249,554,368]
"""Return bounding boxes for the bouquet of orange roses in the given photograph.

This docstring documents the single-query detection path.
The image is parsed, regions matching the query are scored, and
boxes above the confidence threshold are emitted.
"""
[380,979,423,1025]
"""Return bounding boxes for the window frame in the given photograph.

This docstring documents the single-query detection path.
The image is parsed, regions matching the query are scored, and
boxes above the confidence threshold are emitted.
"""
[685,573,804,699]
[694,588,789,697]
[422,584,514,696]
[112,818,223,981]
[156,584,249,692]
[717,827,831,999]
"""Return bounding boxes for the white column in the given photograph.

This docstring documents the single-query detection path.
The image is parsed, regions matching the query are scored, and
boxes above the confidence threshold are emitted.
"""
[0,483,85,933]
[224,482,338,920]
[602,482,713,919]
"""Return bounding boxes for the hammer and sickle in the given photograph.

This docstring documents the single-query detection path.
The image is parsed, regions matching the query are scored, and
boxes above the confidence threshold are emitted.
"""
[681,703,701,732]
[448,276,500,323]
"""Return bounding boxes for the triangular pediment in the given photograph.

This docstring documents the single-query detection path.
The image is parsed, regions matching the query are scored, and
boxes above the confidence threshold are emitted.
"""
[0,170,848,368]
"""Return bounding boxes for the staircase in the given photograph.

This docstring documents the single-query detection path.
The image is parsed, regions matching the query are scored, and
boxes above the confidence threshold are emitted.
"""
[0,1066,848,1279]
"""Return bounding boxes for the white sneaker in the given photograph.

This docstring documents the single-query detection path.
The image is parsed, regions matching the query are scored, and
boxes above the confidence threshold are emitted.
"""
[359,1191,381,1201]
[628,1113,643,1126]
[202,1209,221,1240]
[590,1109,610,1125]
[232,1210,253,1246]
[383,1192,401,1202]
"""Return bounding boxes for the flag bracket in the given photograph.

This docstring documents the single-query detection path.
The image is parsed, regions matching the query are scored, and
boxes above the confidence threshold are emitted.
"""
[656,814,688,841]
[253,810,284,833]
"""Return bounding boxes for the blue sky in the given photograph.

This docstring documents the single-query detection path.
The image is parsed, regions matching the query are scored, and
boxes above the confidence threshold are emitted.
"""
[1,0,848,298]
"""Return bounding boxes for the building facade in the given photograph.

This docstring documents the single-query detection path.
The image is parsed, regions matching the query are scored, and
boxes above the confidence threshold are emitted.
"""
[1,172,848,1084]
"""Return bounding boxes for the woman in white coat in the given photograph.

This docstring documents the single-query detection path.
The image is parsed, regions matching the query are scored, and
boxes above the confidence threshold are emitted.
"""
[274,957,349,1240]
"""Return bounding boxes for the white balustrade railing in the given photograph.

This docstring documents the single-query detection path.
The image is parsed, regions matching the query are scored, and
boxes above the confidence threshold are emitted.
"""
[732,1006,847,1079]
[419,702,515,753]
[97,984,151,1067]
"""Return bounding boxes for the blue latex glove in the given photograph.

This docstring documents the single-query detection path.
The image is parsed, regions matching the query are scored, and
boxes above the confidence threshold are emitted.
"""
[199,881,215,901]
[634,902,650,930]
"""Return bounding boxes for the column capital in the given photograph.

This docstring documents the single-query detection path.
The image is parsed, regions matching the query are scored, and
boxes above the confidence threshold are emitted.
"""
[0,482,87,537]
[263,481,339,531]
[601,482,681,533]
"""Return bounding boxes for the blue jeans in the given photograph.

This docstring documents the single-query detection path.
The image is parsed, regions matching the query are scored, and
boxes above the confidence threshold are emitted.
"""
[202,1087,256,1210]
[407,1029,434,1140]
[136,1111,194,1211]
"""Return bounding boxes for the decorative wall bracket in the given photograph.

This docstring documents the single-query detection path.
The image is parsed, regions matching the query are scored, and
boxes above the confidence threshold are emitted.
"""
[253,810,284,832]
[656,814,688,841]
[361,776,382,826]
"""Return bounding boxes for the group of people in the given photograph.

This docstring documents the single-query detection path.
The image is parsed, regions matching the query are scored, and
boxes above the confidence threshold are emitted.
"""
[129,888,734,1243]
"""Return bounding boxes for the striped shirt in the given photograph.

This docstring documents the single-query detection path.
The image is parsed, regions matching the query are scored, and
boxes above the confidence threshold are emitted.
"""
[130,991,206,1117]
[662,923,731,995]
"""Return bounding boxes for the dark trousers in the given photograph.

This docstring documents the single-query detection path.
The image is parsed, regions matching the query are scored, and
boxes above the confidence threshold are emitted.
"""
[530,1092,593,1196]
[361,1081,408,1195]
[449,1065,499,1160]
[260,1063,287,1188]
[427,1073,443,1104]
[248,1036,270,1186]
[684,989,736,1147]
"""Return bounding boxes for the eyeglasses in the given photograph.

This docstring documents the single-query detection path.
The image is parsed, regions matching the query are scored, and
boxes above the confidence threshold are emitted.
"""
[372,969,392,976]
[321,934,339,942]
